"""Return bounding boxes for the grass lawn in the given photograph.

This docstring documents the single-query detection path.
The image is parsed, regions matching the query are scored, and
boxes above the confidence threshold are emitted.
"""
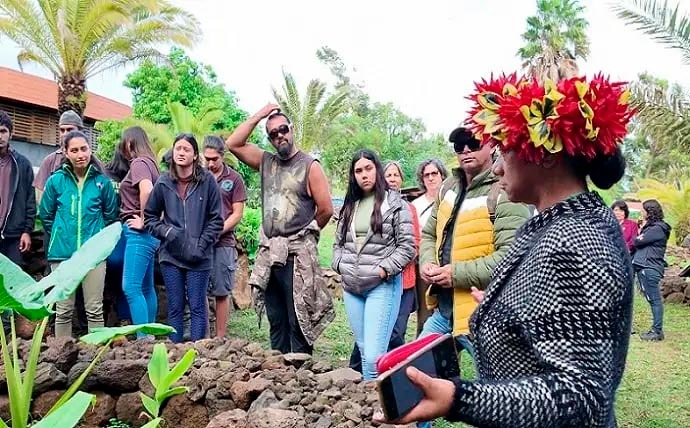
[228,294,690,427]
[318,222,336,268]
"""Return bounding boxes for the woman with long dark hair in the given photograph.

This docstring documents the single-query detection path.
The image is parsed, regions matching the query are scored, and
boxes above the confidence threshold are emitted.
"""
[118,126,161,335]
[39,131,118,337]
[332,149,415,380]
[632,199,670,341]
[145,133,223,342]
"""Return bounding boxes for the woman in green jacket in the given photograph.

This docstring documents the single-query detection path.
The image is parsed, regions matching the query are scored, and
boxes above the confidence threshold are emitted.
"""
[39,131,118,338]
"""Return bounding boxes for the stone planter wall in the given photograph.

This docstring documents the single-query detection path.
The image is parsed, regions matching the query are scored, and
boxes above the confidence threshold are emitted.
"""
[660,246,690,306]
[0,337,404,428]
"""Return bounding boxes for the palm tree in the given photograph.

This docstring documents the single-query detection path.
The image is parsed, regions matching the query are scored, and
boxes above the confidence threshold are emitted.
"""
[628,74,690,172]
[126,101,223,160]
[271,70,350,153]
[517,0,590,82]
[614,1,690,156]
[637,176,690,244]
[0,0,199,116]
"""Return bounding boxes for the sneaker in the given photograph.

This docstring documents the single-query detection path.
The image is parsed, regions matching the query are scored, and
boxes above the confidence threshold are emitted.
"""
[640,330,664,341]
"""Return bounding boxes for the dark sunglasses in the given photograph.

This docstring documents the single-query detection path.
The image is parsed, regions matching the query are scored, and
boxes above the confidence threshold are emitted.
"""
[455,140,481,153]
[268,124,290,140]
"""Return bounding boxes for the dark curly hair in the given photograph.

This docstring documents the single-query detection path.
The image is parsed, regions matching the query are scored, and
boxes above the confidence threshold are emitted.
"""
[642,199,664,223]
[611,200,630,219]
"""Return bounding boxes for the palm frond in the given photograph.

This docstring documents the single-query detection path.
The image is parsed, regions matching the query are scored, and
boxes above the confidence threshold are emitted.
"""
[0,0,62,74]
[271,69,349,152]
[123,117,173,159]
[630,77,690,148]
[613,0,690,64]
[301,79,327,151]
[0,0,199,86]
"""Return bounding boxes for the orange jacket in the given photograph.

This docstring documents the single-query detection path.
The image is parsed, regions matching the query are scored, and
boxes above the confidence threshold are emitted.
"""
[402,202,421,289]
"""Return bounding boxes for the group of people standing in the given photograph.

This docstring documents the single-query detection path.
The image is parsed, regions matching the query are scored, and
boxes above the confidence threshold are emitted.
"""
[0,109,247,343]
[0,68,675,427]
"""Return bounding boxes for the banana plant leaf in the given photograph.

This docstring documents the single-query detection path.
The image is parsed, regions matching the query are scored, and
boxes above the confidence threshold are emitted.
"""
[80,323,175,345]
[0,274,52,320]
[0,223,122,320]
[31,391,96,428]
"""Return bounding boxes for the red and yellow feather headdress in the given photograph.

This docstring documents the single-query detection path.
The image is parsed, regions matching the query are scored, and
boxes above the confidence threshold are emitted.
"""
[466,73,634,164]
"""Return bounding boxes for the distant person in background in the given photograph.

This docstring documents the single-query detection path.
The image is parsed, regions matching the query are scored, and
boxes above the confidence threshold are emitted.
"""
[203,135,247,338]
[145,134,223,343]
[39,131,118,338]
[411,159,448,230]
[411,158,448,332]
[119,127,161,337]
[632,199,671,341]
[0,110,35,265]
[612,200,638,253]
[383,160,421,349]
[333,149,415,381]
[34,110,84,203]
[349,160,421,373]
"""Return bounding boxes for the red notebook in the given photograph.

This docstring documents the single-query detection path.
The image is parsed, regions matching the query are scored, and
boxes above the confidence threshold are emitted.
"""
[375,333,443,374]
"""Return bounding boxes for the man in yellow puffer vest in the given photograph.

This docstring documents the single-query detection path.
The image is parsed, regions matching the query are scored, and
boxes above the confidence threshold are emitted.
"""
[418,127,531,357]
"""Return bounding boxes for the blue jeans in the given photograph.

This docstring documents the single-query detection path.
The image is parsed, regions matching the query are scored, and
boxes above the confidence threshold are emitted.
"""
[343,275,402,380]
[419,310,475,359]
[122,225,160,336]
[636,267,664,333]
[106,232,130,322]
[160,263,210,343]
[349,286,418,372]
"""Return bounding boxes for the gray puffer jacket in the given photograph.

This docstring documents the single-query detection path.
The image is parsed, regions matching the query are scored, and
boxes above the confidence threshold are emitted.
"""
[332,190,415,295]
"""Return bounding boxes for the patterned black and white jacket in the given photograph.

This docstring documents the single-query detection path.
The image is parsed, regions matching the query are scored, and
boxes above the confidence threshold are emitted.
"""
[446,192,634,428]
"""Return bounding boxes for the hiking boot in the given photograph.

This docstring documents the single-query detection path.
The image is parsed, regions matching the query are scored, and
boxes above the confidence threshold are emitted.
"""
[640,330,664,341]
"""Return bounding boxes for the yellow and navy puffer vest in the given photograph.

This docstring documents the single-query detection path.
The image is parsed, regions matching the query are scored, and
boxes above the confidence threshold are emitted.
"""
[426,168,501,336]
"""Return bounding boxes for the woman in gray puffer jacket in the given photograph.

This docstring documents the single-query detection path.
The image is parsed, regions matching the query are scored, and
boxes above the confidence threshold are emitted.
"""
[332,149,415,381]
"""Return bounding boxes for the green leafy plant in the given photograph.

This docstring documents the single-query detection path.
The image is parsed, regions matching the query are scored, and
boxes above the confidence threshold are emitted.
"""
[235,207,261,262]
[106,419,132,428]
[139,343,197,428]
[0,223,175,428]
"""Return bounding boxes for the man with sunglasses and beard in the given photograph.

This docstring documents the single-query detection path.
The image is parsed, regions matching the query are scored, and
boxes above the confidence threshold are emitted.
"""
[226,104,334,355]
[418,127,530,364]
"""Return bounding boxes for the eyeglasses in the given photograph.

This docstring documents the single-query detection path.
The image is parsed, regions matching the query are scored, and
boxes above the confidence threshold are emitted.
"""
[454,140,481,153]
[423,170,440,179]
[268,124,290,141]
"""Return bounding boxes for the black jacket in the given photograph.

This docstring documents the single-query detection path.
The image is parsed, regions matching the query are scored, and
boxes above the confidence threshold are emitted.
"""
[632,220,671,274]
[144,169,223,271]
[1,149,36,239]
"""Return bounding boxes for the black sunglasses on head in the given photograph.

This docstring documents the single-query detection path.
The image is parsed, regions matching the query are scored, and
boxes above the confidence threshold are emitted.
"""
[268,124,290,140]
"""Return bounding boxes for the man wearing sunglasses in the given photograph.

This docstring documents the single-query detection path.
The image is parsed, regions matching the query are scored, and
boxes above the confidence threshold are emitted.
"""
[418,126,530,360]
[226,103,334,355]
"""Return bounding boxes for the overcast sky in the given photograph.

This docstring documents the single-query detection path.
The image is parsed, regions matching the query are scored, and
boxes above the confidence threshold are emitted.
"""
[1,0,690,136]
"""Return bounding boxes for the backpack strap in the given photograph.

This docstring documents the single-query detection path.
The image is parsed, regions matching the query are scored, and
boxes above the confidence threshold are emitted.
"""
[487,182,502,224]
